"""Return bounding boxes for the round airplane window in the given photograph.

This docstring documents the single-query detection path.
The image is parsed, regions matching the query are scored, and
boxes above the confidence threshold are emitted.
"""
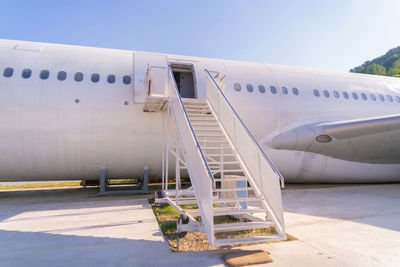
[333,90,339,98]
[22,69,32,79]
[361,93,367,100]
[3,68,13,78]
[58,71,67,81]
[107,74,116,84]
[40,70,49,80]
[91,73,100,83]
[292,87,299,95]
[75,72,84,82]
[234,83,241,92]
[246,84,254,92]
[123,75,131,85]
[258,85,265,93]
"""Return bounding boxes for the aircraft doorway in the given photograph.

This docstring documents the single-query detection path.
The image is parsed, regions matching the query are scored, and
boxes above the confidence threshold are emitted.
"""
[171,64,196,98]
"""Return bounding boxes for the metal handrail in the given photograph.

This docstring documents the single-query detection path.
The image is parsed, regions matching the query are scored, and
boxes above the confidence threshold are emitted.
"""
[205,69,285,188]
[169,67,216,186]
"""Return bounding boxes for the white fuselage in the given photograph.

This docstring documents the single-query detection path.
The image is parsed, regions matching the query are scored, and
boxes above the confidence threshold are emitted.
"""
[1,39,400,183]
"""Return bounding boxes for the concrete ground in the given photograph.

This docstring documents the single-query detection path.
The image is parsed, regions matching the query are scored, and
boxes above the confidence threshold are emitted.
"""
[0,184,399,266]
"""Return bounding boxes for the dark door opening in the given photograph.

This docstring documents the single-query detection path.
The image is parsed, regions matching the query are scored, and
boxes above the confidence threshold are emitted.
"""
[171,64,196,98]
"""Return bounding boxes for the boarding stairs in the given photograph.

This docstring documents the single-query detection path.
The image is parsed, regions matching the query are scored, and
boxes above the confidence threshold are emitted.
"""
[155,68,286,246]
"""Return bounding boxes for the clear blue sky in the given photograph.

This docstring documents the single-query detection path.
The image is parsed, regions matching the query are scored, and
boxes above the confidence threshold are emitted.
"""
[0,0,399,72]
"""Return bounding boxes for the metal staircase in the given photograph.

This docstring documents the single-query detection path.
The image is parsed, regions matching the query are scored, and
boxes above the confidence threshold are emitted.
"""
[155,67,286,246]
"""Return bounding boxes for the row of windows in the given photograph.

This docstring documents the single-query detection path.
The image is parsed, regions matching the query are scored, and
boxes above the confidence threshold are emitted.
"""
[2,67,132,85]
[233,82,400,104]
[234,83,300,96]
[313,89,400,103]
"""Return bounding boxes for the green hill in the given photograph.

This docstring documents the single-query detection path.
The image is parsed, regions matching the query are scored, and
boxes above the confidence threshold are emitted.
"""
[350,46,400,77]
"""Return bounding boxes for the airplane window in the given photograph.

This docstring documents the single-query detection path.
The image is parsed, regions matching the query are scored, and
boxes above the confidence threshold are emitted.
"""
[361,93,367,100]
[343,91,349,99]
[396,96,400,103]
[333,90,339,98]
[234,83,241,91]
[57,71,67,81]
[352,92,358,100]
[74,72,84,82]
[270,86,277,94]
[22,69,32,79]
[123,75,131,85]
[40,70,49,80]
[281,87,288,95]
[107,74,116,84]
[313,89,320,97]
[379,94,385,102]
[370,94,376,101]
[258,85,265,93]
[292,87,299,95]
[323,90,330,98]
[3,67,13,78]
[91,73,100,83]
[387,95,393,102]
[246,84,254,92]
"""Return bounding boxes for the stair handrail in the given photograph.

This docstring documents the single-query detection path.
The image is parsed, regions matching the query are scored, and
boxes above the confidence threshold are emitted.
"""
[204,69,285,188]
[167,66,216,244]
[170,68,215,186]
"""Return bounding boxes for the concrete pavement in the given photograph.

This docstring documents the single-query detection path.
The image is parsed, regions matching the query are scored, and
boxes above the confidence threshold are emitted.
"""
[0,184,399,266]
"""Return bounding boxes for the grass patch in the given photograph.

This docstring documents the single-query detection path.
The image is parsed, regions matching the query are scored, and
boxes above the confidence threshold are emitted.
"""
[150,200,296,251]
[108,179,138,185]
[0,181,81,190]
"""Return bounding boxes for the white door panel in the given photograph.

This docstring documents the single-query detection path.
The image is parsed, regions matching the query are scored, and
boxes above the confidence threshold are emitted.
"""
[134,53,168,103]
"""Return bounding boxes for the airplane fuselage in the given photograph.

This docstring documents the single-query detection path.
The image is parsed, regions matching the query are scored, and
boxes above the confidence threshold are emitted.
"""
[1,39,400,183]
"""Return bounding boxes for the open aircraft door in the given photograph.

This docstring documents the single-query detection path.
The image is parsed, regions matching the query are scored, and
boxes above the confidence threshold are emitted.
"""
[134,52,168,103]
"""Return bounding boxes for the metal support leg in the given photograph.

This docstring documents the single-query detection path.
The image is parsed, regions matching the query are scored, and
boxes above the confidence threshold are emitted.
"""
[142,166,149,193]
[175,146,180,203]
[99,166,106,194]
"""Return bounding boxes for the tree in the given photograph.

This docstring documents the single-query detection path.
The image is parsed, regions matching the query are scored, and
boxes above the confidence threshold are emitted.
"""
[365,63,386,75]
[350,66,365,73]
[351,46,400,78]
[387,59,400,76]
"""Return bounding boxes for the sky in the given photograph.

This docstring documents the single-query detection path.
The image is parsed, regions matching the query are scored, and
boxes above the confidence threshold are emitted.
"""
[0,0,399,72]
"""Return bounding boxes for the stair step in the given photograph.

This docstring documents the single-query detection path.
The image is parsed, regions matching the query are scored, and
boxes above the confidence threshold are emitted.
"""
[186,108,211,111]
[182,101,207,105]
[193,128,222,132]
[213,197,259,203]
[213,235,283,247]
[176,199,199,205]
[214,178,247,182]
[207,161,239,164]
[213,188,253,192]
[199,140,229,143]
[201,147,232,150]
[211,169,243,172]
[190,119,218,123]
[184,104,209,108]
[188,114,214,117]
[196,134,225,138]
[191,123,219,126]
[185,207,267,216]
[213,222,274,232]
[204,153,237,156]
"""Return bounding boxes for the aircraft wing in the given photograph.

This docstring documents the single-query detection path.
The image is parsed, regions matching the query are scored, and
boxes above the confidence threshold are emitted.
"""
[268,114,400,164]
